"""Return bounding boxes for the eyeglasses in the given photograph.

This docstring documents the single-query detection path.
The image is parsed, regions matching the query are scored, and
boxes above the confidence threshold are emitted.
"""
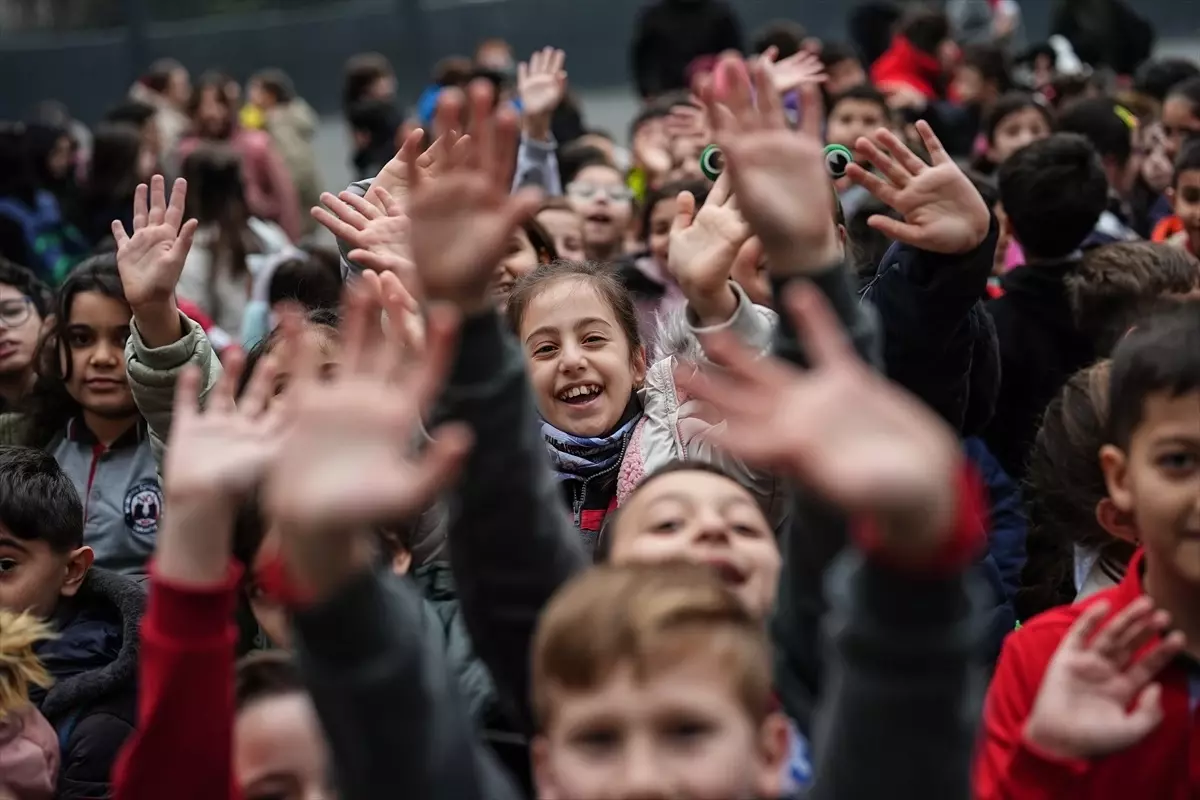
[0,297,33,328]
[567,182,633,203]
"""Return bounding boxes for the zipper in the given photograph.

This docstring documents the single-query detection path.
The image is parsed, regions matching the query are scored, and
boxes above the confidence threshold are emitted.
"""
[571,432,632,529]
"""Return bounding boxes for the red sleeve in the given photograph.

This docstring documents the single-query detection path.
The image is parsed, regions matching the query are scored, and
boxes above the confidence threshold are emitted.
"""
[973,620,1090,800]
[112,563,243,800]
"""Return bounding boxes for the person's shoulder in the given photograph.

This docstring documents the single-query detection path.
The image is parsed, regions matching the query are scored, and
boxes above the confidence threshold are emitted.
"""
[1002,586,1123,667]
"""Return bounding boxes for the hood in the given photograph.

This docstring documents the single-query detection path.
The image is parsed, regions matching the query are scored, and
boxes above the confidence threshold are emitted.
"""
[871,35,944,99]
[270,99,318,137]
[35,569,144,722]
[653,302,705,364]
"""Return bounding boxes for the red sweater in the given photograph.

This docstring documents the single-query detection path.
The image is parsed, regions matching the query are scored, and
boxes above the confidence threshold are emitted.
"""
[870,35,944,100]
[974,549,1200,800]
[112,564,241,800]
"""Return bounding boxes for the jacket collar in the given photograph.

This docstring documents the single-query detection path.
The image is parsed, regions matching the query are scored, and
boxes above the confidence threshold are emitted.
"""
[65,415,145,448]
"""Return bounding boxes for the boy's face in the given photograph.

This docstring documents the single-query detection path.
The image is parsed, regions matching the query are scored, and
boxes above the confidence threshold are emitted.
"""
[1101,389,1200,583]
[988,107,1052,166]
[533,656,788,800]
[1161,97,1200,162]
[826,98,888,152]
[567,165,634,257]
[647,194,677,268]
[0,283,43,386]
[951,65,987,107]
[0,524,91,620]
[235,692,333,800]
[610,471,781,619]
[1170,169,1200,251]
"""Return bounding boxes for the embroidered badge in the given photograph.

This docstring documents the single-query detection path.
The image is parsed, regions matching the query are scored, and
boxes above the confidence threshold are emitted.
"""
[124,480,163,537]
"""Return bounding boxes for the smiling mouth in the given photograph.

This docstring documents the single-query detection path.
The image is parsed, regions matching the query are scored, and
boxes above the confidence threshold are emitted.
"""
[557,384,603,405]
[585,213,613,225]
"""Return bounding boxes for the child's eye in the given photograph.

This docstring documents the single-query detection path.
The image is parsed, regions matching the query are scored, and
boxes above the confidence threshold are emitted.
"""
[66,331,94,348]
[583,335,607,345]
[1157,451,1198,473]
[663,719,713,744]
[0,558,18,573]
[651,518,682,533]
[573,727,620,752]
[732,523,761,537]
[533,344,557,356]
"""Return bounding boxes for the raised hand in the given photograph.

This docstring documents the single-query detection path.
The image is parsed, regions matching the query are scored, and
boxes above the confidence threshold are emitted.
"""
[264,286,470,531]
[518,46,567,140]
[1023,597,1185,760]
[759,46,826,96]
[407,81,544,315]
[675,283,962,560]
[112,175,199,347]
[845,121,991,255]
[313,185,417,284]
[703,55,839,273]
[158,348,284,584]
[364,122,465,214]
[668,170,751,324]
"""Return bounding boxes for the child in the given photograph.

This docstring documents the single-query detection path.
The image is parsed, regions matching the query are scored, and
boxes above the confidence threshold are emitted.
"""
[824,85,891,219]
[566,160,634,262]
[0,610,58,800]
[1017,360,1135,621]
[245,68,323,234]
[1164,139,1200,255]
[976,301,1200,799]
[819,42,867,97]
[980,133,1108,479]
[974,92,1054,176]
[870,8,955,103]
[535,198,585,262]
[529,563,790,799]
[0,261,50,412]
[1057,96,1143,244]
[0,445,141,797]
[1160,75,1200,165]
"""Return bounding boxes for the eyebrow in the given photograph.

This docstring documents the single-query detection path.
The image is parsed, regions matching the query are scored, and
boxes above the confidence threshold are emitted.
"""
[0,536,30,553]
[524,317,614,346]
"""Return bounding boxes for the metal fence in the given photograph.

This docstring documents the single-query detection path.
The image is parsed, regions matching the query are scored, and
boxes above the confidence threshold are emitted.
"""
[0,0,1196,123]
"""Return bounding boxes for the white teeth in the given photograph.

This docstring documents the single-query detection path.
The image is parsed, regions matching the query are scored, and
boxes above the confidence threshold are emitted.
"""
[559,384,601,401]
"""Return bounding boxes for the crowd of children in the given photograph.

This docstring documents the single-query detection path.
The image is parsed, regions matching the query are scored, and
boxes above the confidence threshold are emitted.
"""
[1,1,1200,798]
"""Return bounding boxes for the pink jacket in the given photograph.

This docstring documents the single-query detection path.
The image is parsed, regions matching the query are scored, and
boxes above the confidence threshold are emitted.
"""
[0,705,59,799]
[176,129,302,242]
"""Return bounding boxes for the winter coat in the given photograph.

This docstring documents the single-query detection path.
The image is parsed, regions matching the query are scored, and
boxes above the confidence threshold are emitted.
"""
[0,705,58,800]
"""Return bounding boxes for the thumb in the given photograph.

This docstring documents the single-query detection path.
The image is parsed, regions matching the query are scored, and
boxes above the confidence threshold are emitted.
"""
[866,215,925,247]
[1126,683,1165,738]
[672,191,697,235]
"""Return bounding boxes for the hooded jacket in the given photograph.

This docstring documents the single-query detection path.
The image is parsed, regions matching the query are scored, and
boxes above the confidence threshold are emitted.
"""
[263,100,323,235]
[34,569,144,800]
[871,35,945,100]
[0,705,58,800]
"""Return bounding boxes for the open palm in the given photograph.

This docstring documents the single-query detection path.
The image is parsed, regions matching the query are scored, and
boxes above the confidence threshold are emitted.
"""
[112,175,198,310]
[668,170,750,296]
[518,47,567,119]
[313,186,414,272]
[845,121,990,255]
[759,46,826,95]
[1024,598,1185,759]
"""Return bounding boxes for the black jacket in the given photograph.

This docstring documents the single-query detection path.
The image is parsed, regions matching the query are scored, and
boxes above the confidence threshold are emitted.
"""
[631,0,743,99]
[33,568,143,800]
[981,258,1097,479]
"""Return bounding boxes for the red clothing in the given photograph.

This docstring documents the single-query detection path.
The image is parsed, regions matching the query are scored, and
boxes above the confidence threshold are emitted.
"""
[112,564,241,800]
[871,35,944,100]
[176,129,302,242]
[974,549,1200,800]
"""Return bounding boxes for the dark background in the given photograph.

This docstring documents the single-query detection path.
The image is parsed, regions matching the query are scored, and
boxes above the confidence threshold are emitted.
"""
[1,0,1197,123]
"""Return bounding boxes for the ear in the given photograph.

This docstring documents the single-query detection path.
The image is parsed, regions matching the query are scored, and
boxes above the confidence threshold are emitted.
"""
[836,223,847,246]
[631,344,648,387]
[531,735,559,800]
[754,711,792,799]
[997,207,1013,243]
[1095,497,1140,545]
[60,546,94,598]
[1100,444,1134,515]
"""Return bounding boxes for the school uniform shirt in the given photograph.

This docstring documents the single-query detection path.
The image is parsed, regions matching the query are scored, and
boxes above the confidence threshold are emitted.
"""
[51,418,161,577]
[975,549,1200,800]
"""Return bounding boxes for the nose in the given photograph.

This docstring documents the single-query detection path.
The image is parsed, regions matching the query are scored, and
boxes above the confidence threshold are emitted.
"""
[557,340,588,373]
[692,505,730,543]
[91,339,120,366]
[615,737,672,800]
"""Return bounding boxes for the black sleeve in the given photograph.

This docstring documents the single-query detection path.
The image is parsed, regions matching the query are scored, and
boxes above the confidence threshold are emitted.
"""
[438,312,589,736]
[292,571,522,800]
[861,216,999,433]
[56,712,132,800]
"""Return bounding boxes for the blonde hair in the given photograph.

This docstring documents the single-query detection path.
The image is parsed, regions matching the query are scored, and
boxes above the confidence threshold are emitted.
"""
[532,563,772,728]
[0,611,56,719]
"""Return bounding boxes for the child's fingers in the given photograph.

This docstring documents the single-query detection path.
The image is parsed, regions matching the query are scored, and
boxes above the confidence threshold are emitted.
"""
[844,164,901,208]
[170,219,199,262]
[493,105,521,190]
[209,348,244,414]
[111,220,130,250]
[410,303,460,413]
[406,422,474,509]
[340,190,382,221]
[866,215,924,246]
[132,183,149,231]
[1125,631,1186,690]
[751,59,785,129]
[915,120,951,166]
[1088,596,1153,658]
[1058,599,1111,653]
[875,128,928,177]
[148,175,167,225]
[856,134,911,189]
[239,354,279,419]
[171,364,203,421]
[1126,683,1165,736]
[165,177,188,231]
[1112,608,1171,667]
[672,191,697,235]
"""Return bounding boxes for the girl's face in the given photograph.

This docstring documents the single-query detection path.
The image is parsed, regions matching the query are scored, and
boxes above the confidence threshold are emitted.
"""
[494,227,540,309]
[235,693,334,800]
[267,326,340,399]
[647,195,677,268]
[988,106,1052,165]
[518,278,645,437]
[567,165,634,258]
[1162,96,1200,162]
[537,208,586,262]
[62,291,136,421]
[196,86,231,138]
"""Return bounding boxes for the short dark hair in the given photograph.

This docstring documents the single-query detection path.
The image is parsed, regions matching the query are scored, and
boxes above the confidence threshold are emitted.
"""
[596,460,745,561]
[1069,242,1200,355]
[961,42,1013,95]
[900,9,950,55]
[235,650,303,711]
[0,446,83,552]
[1134,59,1200,104]
[1107,301,1200,448]
[984,92,1054,144]
[641,178,709,244]
[103,100,156,129]
[1173,138,1200,186]
[819,41,860,71]
[1057,97,1135,166]
[559,143,618,187]
[752,20,807,58]
[1166,76,1200,115]
[0,258,50,317]
[827,83,889,121]
[342,52,393,110]
[251,68,296,104]
[267,256,342,311]
[628,101,671,144]
[998,133,1108,259]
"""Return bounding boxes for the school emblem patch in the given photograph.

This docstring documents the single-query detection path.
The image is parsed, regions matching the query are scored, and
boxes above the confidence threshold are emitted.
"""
[124,480,163,536]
